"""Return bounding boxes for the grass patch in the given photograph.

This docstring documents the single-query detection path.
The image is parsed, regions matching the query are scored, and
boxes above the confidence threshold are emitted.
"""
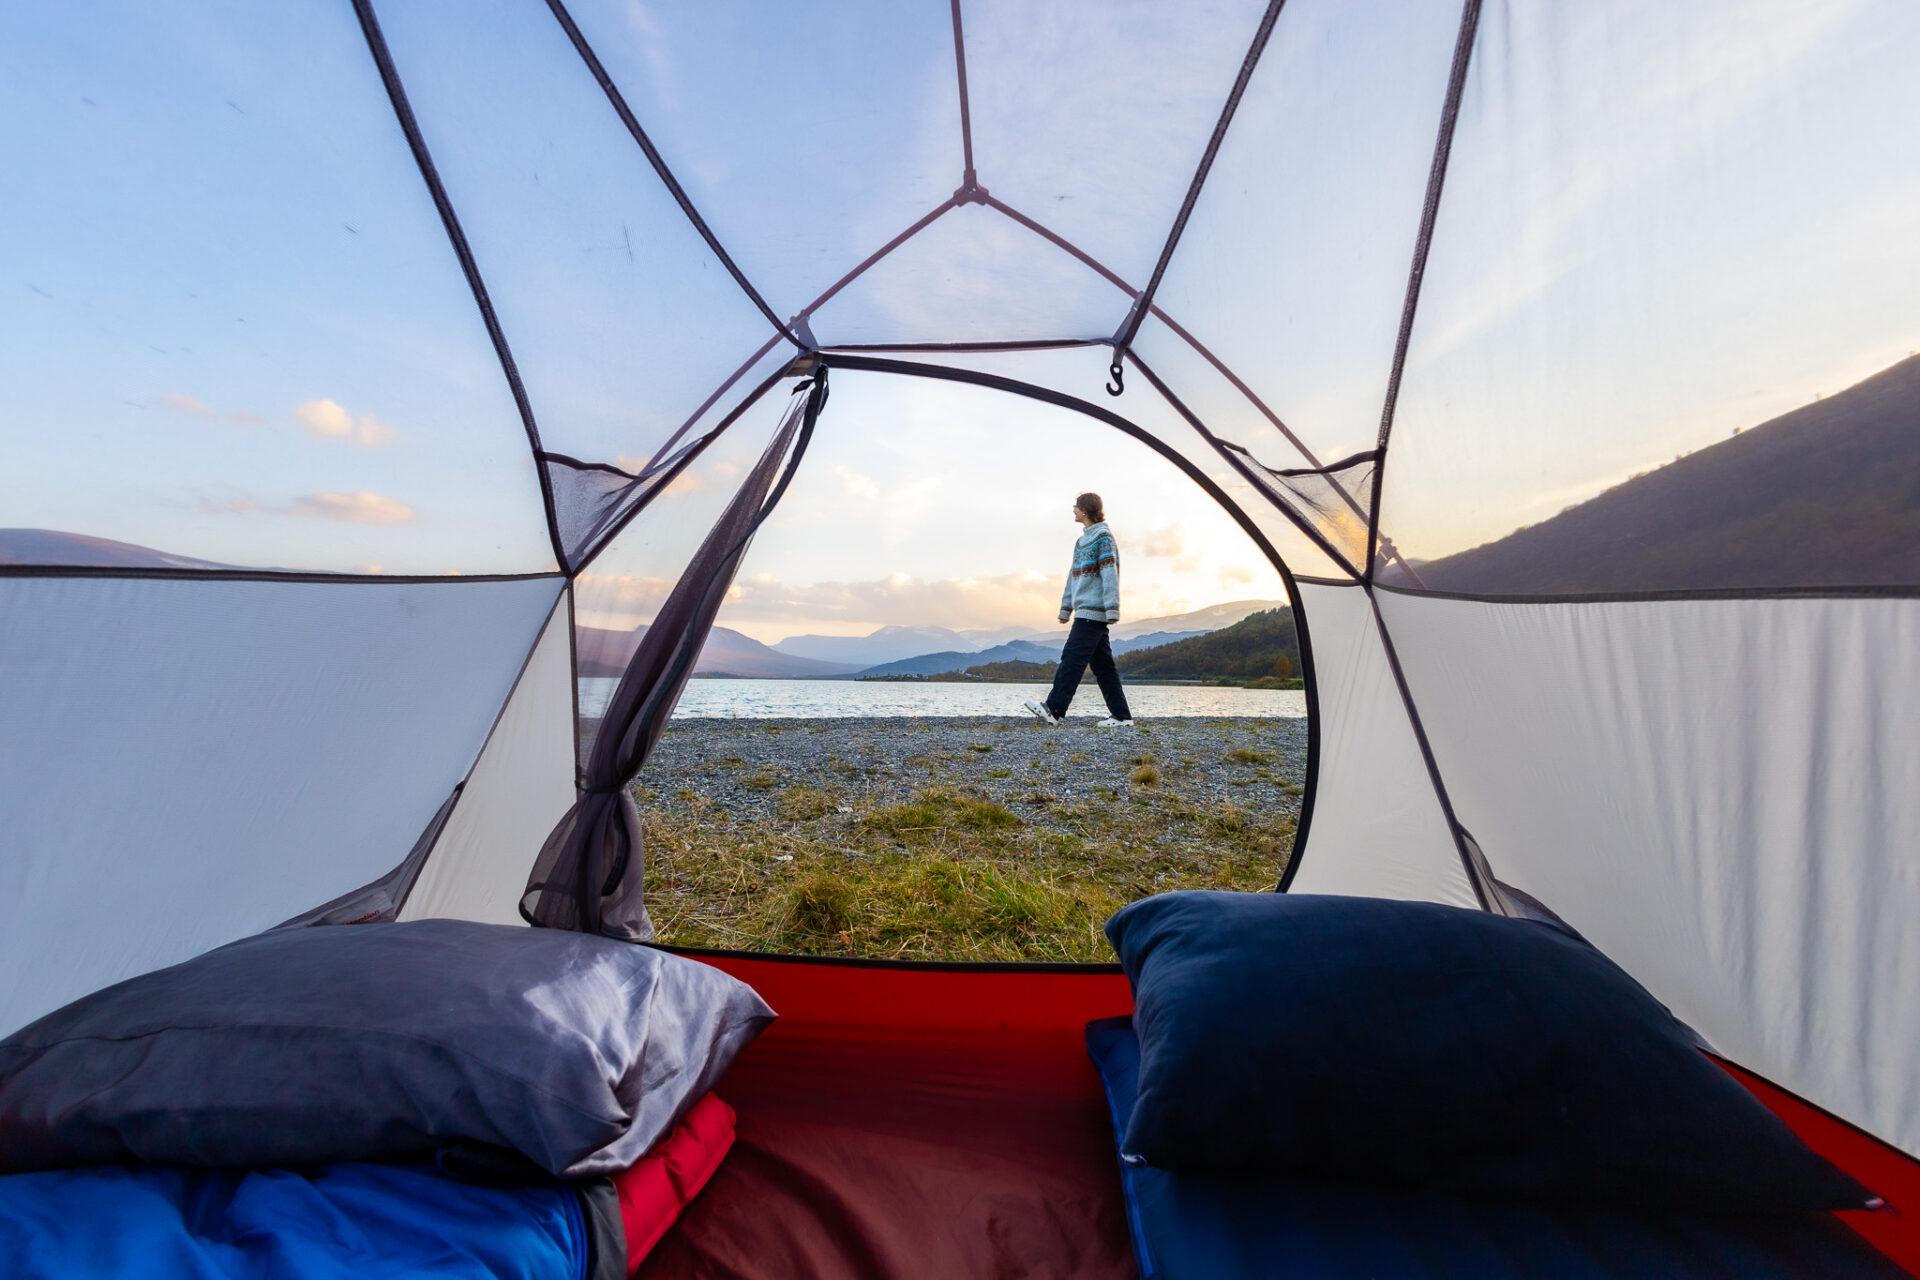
[638,724,1303,962]
[965,743,993,753]
[1227,747,1275,765]
[865,788,1023,837]
[779,785,838,820]
[642,790,1292,962]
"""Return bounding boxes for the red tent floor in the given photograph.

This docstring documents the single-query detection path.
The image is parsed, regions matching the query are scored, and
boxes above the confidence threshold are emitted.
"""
[641,950,1920,1279]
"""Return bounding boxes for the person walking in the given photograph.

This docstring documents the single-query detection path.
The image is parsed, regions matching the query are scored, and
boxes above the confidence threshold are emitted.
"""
[1025,493,1133,727]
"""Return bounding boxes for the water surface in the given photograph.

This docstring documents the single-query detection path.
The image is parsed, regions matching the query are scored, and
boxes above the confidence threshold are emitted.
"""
[578,677,1306,720]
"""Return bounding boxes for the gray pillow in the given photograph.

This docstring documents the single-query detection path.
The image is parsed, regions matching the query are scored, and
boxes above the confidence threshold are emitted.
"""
[0,919,773,1178]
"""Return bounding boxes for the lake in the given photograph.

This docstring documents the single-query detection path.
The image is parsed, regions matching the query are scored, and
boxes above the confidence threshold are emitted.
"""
[579,677,1307,720]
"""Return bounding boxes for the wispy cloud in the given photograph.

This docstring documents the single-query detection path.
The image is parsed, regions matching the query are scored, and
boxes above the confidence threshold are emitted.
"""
[196,486,416,525]
[579,568,1063,633]
[162,392,399,447]
[160,392,264,426]
[287,491,416,524]
[295,398,400,448]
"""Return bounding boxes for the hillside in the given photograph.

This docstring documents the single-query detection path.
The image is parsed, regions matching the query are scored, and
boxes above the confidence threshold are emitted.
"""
[1387,354,1920,593]
[853,639,1059,679]
[577,624,860,679]
[768,601,1280,667]
[1107,600,1284,641]
[1116,608,1301,682]
[773,624,978,667]
[0,528,237,570]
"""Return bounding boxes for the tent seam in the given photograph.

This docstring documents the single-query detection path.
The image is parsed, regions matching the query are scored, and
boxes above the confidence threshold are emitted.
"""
[348,0,569,576]
[1365,0,1484,581]
[1112,0,1287,352]
[542,0,805,351]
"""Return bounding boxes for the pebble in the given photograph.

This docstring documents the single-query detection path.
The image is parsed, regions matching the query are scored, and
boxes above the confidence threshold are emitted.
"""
[633,715,1310,829]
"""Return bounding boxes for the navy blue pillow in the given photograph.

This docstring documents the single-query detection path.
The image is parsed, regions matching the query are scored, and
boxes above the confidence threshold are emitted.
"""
[1105,892,1874,1213]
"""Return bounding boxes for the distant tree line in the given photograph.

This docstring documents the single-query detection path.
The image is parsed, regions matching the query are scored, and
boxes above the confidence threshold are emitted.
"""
[1115,608,1300,684]
[905,608,1304,687]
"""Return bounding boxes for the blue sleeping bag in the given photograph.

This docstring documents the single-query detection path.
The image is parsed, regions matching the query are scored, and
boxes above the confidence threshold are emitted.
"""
[0,1162,590,1280]
[1086,1017,1905,1280]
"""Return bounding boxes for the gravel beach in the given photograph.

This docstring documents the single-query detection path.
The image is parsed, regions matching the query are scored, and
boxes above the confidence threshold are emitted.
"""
[636,715,1309,829]
[632,715,1310,961]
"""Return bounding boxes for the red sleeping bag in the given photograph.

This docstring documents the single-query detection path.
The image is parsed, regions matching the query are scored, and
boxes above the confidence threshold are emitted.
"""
[610,1093,738,1275]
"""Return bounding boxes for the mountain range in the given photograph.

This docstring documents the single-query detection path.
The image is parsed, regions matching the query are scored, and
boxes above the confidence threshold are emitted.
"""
[847,630,1214,679]
[3,529,1292,678]
[773,600,1284,667]
[1382,353,1920,593]
[576,624,862,680]
[0,529,235,570]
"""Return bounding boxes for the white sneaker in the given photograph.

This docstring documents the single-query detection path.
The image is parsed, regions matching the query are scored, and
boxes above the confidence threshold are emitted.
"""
[1023,698,1059,724]
[1096,718,1134,728]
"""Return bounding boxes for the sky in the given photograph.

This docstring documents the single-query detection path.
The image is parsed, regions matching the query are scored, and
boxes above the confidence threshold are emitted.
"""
[576,366,1286,643]
[5,0,1917,607]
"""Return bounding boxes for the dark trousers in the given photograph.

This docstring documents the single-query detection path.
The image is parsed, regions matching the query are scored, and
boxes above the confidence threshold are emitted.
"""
[1047,618,1132,720]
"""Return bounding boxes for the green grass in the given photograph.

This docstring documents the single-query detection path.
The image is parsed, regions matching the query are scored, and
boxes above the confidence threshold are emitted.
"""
[641,781,1294,962]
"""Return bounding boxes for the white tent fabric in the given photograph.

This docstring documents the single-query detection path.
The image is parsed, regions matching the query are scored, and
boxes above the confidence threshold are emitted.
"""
[1375,588,1920,1155]
[400,590,580,927]
[0,573,561,1034]
[1283,581,1474,909]
[3,0,1916,1168]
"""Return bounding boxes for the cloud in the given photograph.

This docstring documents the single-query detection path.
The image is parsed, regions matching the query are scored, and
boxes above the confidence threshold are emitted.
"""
[1215,564,1255,586]
[578,569,1065,633]
[195,487,265,515]
[296,398,402,447]
[1139,523,1185,558]
[663,469,709,496]
[198,486,416,525]
[835,465,881,502]
[287,491,416,524]
[296,398,353,439]
[161,392,265,426]
[353,414,399,447]
[721,571,1061,631]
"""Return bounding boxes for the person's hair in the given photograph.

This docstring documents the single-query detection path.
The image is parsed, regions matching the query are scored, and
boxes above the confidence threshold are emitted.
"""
[1075,492,1104,522]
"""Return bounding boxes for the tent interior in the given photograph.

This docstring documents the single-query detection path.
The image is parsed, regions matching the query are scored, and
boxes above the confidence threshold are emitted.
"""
[4,0,1920,1275]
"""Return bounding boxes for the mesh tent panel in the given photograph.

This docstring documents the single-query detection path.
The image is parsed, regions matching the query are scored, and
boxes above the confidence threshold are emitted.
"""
[0,0,554,574]
[369,0,791,472]
[553,0,962,321]
[807,204,1122,347]
[1377,0,1920,593]
[544,342,799,567]
[1263,453,1378,575]
[1138,0,1467,469]
[961,0,1274,298]
[1124,319,1390,577]
[571,378,803,759]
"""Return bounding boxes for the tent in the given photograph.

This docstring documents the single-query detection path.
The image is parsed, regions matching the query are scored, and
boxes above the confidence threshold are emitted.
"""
[4,0,1918,1272]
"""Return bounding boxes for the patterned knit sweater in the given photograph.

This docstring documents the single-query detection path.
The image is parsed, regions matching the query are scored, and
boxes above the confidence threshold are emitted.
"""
[1059,521,1120,624]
